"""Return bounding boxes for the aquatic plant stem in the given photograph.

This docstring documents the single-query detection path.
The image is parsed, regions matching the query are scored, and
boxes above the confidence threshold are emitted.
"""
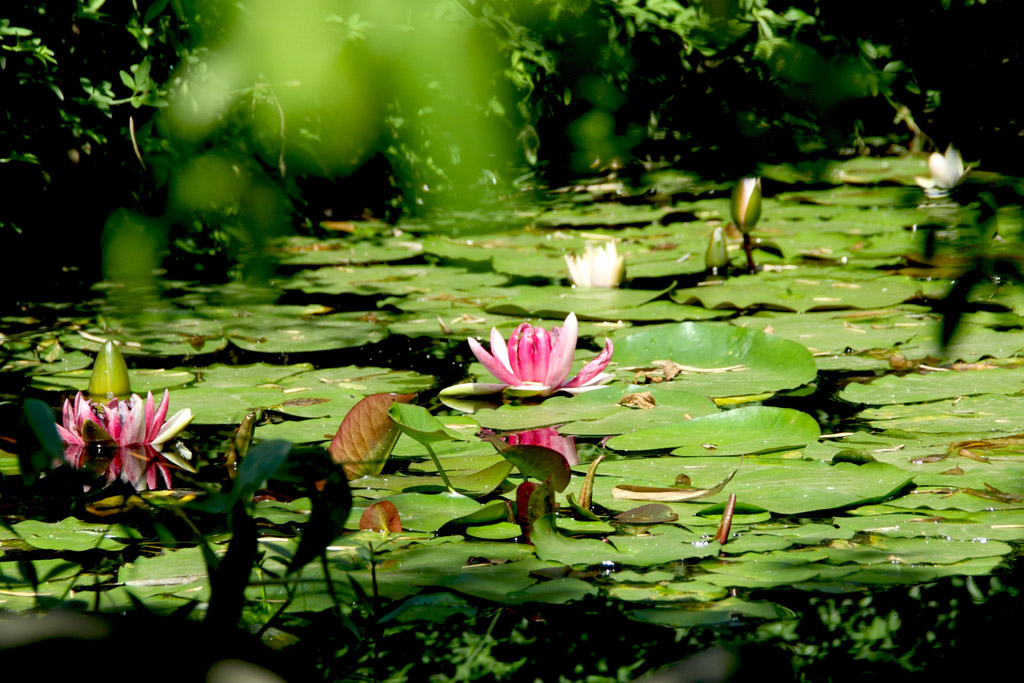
[743,233,756,274]
[423,441,456,492]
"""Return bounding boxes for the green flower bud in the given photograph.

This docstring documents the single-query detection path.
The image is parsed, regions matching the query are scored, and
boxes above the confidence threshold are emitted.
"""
[88,340,131,401]
[731,177,762,235]
[705,227,728,270]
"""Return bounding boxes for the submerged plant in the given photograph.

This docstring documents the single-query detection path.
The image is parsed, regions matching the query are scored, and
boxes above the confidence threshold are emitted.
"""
[565,240,625,288]
[56,390,194,449]
[916,144,970,194]
[443,312,614,402]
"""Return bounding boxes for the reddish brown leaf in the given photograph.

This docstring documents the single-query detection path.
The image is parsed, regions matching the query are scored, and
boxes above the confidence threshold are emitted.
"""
[515,482,537,531]
[359,500,402,532]
[328,393,415,480]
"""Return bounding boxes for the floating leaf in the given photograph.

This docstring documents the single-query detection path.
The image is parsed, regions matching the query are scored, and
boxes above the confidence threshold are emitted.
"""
[612,323,816,397]
[330,393,415,479]
[612,464,738,502]
[612,504,679,524]
[607,406,820,454]
[840,368,1024,405]
[388,403,476,444]
[501,444,572,492]
[360,501,403,532]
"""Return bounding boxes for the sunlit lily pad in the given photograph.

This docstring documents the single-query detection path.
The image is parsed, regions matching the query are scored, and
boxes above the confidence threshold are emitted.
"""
[216,306,387,353]
[606,406,820,454]
[347,492,483,532]
[561,385,719,436]
[840,368,1024,405]
[531,515,720,567]
[672,270,924,312]
[31,368,195,394]
[14,517,132,552]
[61,318,228,357]
[822,535,1012,565]
[280,264,509,297]
[611,322,817,396]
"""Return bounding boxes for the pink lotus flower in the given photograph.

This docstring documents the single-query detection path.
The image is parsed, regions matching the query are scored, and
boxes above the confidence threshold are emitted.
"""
[506,427,578,466]
[56,390,193,449]
[464,312,614,398]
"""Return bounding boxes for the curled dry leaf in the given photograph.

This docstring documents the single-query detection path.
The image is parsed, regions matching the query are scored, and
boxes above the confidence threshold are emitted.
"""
[619,392,656,409]
[611,464,739,502]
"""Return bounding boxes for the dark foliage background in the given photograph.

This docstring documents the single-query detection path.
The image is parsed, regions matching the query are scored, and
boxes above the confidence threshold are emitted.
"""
[3,0,1020,296]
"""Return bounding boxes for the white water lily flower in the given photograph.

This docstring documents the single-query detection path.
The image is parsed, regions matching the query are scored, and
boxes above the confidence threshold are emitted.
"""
[564,240,625,288]
[916,145,970,193]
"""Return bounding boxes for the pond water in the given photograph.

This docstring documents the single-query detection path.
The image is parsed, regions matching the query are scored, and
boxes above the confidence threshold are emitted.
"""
[2,154,1023,681]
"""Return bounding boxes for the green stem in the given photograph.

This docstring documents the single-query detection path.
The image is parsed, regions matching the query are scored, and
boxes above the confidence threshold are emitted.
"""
[423,441,456,492]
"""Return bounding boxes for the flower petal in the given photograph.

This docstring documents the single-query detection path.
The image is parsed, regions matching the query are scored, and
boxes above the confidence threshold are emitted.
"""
[488,326,516,377]
[506,323,530,379]
[562,338,614,389]
[544,313,578,389]
[518,326,550,383]
[468,335,518,385]
[145,390,171,443]
[151,408,194,446]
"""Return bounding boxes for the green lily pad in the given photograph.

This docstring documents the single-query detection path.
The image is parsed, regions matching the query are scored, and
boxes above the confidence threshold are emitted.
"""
[215,307,387,353]
[611,322,817,397]
[14,518,131,552]
[271,236,423,266]
[861,394,1024,435]
[562,386,720,436]
[487,284,673,320]
[531,515,720,567]
[348,492,483,532]
[672,270,924,312]
[606,406,821,454]
[281,264,508,297]
[630,598,794,627]
[840,368,1024,405]
[31,369,195,394]
[822,535,1012,565]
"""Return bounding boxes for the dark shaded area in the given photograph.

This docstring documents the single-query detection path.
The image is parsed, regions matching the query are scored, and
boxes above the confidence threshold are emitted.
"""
[5,0,1024,290]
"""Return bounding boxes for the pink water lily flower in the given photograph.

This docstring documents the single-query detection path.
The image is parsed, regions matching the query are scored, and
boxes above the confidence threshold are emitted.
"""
[56,390,194,449]
[466,312,614,398]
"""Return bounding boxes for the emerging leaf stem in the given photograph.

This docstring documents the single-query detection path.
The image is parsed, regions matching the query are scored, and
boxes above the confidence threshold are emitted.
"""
[423,441,456,492]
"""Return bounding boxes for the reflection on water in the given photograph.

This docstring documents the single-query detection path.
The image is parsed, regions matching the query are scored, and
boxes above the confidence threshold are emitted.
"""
[61,444,191,491]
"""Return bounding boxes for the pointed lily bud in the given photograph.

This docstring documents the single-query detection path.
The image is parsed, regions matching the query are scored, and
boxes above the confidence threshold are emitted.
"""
[705,227,728,270]
[88,340,131,401]
[731,177,762,235]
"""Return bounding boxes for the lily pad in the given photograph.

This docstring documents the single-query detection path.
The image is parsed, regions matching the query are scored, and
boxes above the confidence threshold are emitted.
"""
[606,406,821,454]
[612,323,817,397]
[840,368,1024,405]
